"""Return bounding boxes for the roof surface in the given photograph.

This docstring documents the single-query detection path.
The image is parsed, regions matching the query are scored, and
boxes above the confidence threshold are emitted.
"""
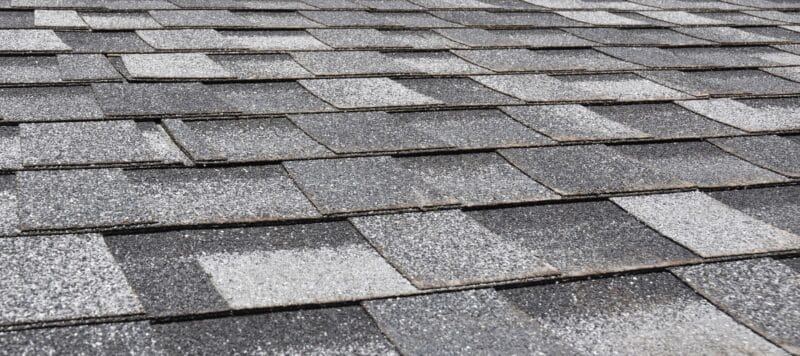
[0,0,798,354]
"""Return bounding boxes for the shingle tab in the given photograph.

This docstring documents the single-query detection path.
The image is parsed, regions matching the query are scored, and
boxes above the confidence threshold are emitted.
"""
[210,82,334,114]
[501,104,651,141]
[121,53,233,80]
[436,28,595,47]
[19,169,154,231]
[0,86,103,122]
[148,10,251,27]
[679,98,800,132]
[0,234,142,326]
[0,29,70,53]
[135,29,240,50]
[673,258,800,354]
[80,12,162,30]
[501,273,786,355]
[351,210,557,288]
[0,175,18,236]
[557,10,651,25]
[396,77,522,105]
[284,156,454,214]
[236,11,323,28]
[398,153,558,206]
[640,69,800,97]
[637,10,725,24]
[0,322,163,355]
[615,141,789,187]
[564,27,713,45]
[364,289,575,355]
[291,50,417,75]
[20,121,170,167]
[500,145,691,195]
[34,10,87,28]
[299,77,442,108]
[675,26,794,44]
[153,307,397,354]
[222,30,331,50]
[57,54,122,81]
[709,185,800,235]
[168,118,334,162]
[453,48,641,72]
[710,135,800,177]
[0,56,60,84]
[587,103,743,139]
[611,191,800,257]
[383,51,491,75]
[211,54,312,79]
[92,82,235,117]
[470,201,698,275]
[57,31,154,53]
[431,10,583,27]
[126,166,320,225]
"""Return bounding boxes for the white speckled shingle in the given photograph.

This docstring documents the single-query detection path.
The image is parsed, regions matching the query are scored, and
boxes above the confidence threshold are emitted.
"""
[350,210,558,288]
[501,104,651,141]
[710,135,800,177]
[556,10,649,25]
[57,54,122,81]
[299,78,443,109]
[679,98,800,132]
[0,234,142,325]
[34,10,87,28]
[611,191,800,257]
[135,29,240,51]
[0,86,103,122]
[212,54,312,80]
[222,30,330,50]
[637,10,725,25]
[121,53,233,79]
[0,30,71,53]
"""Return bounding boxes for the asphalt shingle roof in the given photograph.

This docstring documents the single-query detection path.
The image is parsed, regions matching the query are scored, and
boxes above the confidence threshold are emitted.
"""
[0,0,798,354]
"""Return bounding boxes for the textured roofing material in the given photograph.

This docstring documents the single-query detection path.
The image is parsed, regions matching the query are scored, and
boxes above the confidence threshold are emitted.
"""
[1,0,798,354]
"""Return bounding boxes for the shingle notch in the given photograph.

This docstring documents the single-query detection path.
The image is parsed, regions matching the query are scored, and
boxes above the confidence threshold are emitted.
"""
[500,144,691,196]
[673,258,800,354]
[284,156,455,214]
[469,201,699,276]
[612,191,800,257]
[351,210,558,288]
[0,234,143,326]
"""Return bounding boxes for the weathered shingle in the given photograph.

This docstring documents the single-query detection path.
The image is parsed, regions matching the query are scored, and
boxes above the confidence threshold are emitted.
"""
[612,191,800,257]
[587,103,743,139]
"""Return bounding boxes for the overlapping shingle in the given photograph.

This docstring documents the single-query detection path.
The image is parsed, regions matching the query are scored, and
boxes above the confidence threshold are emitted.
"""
[79,12,162,30]
[210,82,334,114]
[236,11,324,28]
[57,54,121,81]
[640,69,800,97]
[709,185,800,235]
[436,27,595,47]
[501,104,651,141]
[222,30,331,50]
[135,29,240,51]
[500,272,786,355]
[396,77,522,105]
[564,27,712,45]
[121,53,233,80]
[500,144,691,195]
[0,29,69,53]
[0,322,162,354]
[673,258,800,354]
[679,97,800,132]
[0,86,103,121]
[453,48,642,72]
[612,191,800,257]
[211,54,312,79]
[33,10,87,28]
[148,10,251,27]
[431,10,583,27]
[710,135,800,177]
[57,31,155,53]
[299,77,442,108]
[92,82,235,117]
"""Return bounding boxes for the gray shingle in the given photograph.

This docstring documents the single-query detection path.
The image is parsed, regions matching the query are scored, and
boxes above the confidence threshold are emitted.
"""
[709,185,800,235]
[18,168,154,231]
[745,10,800,23]
[135,29,240,50]
[299,77,442,109]
[153,307,397,354]
[557,10,651,25]
[469,201,698,276]
[235,11,324,28]
[637,10,726,24]
[612,191,800,257]
[673,258,800,354]
[453,48,641,72]
[0,322,163,355]
[436,27,595,47]
[34,10,87,28]
[211,54,312,79]
[0,86,103,122]
[291,50,417,76]
[398,153,558,206]
[20,121,169,167]
[0,175,17,236]
[679,98,800,132]
[383,51,491,75]
[0,56,60,84]
[525,0,653,10]
[501,272,786,355]
[284,156,454,214]
[222,30,331,50]
[627,0,749,9]
[640,69,800,97]
[363,289,575,355]
[693,12,785,25]
[79,12,162,30]
[500,144,691,195]
[126,166,320,225]
[599,46,800,68]
[160,119,224,163]
[615,141,789,187]
[0,29,70,53]
[0,11,34,29]
[290,111,450,153]
[168,118,334,162]
[396,77,522,106]
[300,10,455,28]
[57,54,122,81]
[56,31,154,53]
[587,103,743,139]
[121,53,233,79]
[0,234,142,326]
[473,73,692,102]
[355,0,422,9]
[308,28,463,49]
[351,210,557,288]
[675,26,791,44]
[432,10,583,27]
[92,82,235,117]
[107,222,415,314]
[710,135,800,177]
[210,82,334,114]
[501,104,651,141]
[148,10,251,27]
[0,128,20,172]
[564,27,713,45]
